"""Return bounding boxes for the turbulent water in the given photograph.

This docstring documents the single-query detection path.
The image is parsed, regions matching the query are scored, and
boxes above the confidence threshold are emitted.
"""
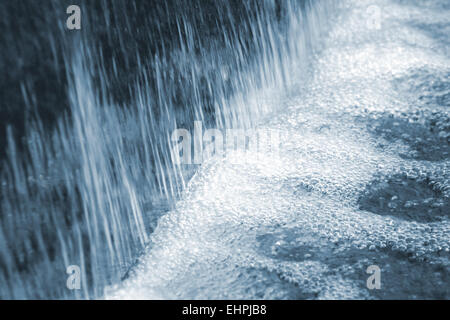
[1,0,449,299]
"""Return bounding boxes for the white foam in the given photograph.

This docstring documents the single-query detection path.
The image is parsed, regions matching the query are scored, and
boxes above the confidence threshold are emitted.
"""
[107,0,450,299]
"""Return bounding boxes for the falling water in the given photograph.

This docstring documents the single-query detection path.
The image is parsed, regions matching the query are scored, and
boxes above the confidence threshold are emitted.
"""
[107,0,449,299]
[0,0,338,299]
[2,0,449,300]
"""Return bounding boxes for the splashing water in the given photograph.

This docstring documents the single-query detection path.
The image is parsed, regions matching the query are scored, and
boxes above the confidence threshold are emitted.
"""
[107,0,450,299]
[1,0,449,300]
[0,0,336,299]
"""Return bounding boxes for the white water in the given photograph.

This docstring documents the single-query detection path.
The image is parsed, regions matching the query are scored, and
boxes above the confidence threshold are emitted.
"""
[1,0,337,299]
[107,0,450,299]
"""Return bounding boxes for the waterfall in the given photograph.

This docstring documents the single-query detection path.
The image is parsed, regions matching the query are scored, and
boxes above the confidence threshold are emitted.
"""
[0,0,338,299]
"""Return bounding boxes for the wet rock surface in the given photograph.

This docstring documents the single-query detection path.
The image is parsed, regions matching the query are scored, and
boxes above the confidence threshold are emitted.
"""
[359,173,450,222]
[366,112,450,161]
[258,229,450,299]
